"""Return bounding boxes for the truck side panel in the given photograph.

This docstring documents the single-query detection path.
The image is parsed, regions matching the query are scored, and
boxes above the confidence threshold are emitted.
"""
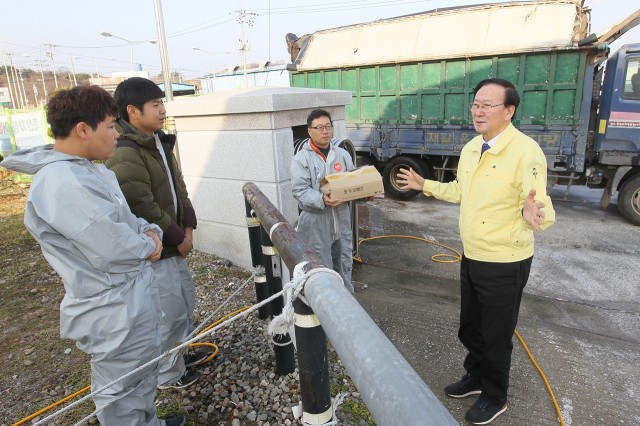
[291,50,590,171]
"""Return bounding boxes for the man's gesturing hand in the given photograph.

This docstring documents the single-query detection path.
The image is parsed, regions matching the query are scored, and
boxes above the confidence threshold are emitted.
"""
[522,189,546,230]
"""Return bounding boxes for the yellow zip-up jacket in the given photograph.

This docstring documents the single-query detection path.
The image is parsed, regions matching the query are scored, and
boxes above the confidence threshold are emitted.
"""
[423,123,555,262]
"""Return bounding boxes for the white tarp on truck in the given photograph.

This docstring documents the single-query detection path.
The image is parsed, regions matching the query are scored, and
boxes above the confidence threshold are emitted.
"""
[293,0,589,71]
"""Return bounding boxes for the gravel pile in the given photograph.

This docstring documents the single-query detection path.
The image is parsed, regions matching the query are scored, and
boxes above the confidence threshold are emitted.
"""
[152,251,374,426]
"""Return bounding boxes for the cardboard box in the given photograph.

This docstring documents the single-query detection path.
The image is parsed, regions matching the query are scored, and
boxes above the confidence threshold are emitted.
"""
[320,165,384,202]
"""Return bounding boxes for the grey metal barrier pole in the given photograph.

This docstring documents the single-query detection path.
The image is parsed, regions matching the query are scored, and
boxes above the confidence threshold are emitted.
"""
[244,198,271,319]
[259,224,295,375]
[242,183,457,426]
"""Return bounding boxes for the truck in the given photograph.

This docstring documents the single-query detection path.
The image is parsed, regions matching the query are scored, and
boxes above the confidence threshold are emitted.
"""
[285,1,640,225]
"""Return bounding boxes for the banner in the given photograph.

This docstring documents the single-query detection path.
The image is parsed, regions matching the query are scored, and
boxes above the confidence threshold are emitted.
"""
[11,111,48,150]
[0,115,12,155]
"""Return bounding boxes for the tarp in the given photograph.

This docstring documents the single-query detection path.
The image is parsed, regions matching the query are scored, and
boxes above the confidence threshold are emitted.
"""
[294,1,588,71]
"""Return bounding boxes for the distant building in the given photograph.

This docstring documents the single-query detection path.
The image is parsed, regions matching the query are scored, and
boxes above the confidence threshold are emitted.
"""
[198,63,290,94]
[0,87,12,108]
[89,71,152,94]
[157,82,196,97]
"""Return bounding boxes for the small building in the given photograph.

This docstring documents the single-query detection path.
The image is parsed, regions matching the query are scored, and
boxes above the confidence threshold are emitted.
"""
[198,63,290,94]
[158,82,196,97]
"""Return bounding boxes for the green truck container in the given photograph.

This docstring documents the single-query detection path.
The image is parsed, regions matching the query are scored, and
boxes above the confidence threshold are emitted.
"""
[287,1,640,225]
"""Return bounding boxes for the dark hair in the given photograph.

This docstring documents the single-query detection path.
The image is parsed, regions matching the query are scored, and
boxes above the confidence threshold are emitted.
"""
[46,85,118,138]
[307,109,332,127]
[473,78,520,121]
[114,77,164,121]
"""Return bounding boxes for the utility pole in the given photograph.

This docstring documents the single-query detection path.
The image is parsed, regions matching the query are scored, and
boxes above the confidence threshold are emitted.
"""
[69,54,78,86]
[18,68,29,107]
[152,0,173,102]
[2,53,16,110]
[43,43,59,88]
[9,55,26,108]
[32,83,39,106]
[34,59,48,102]
[236,2,256,89]
[5,52,25,109]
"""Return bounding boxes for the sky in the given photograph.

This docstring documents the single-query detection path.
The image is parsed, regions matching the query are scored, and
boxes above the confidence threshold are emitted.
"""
[1,0,639,80]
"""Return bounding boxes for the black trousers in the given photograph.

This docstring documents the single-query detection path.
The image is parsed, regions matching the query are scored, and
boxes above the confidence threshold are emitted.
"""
[458,255,533,403]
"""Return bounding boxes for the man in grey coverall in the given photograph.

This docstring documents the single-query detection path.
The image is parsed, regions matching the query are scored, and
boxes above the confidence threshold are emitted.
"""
[0,86,184,426]
[291,108,355,293]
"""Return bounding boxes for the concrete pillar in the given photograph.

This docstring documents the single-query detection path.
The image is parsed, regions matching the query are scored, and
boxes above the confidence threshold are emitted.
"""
[165,87,351,269]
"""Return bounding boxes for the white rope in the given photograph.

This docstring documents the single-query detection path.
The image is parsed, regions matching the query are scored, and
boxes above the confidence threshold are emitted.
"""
[58,270,261,425]
[32,277,290,426]
[30,264,343,425]
[267,263,342,338]
[72,409,97,426]
[267,261,309,337]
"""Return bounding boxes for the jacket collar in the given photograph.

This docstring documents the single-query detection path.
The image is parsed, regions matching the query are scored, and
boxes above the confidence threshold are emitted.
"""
[115,118,175,150]
[474,123,517,155]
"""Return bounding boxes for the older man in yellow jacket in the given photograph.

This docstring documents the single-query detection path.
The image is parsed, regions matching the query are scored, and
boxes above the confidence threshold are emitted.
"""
[398,78,555,425]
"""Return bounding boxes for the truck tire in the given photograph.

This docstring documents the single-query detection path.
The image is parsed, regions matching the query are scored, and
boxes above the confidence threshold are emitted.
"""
[382,156,429,200]
[338,139,356,165]
[618,175,640,226]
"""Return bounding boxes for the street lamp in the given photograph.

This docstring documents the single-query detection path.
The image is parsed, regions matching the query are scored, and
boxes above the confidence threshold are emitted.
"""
[100,31,157,72]
[192,46,230,93]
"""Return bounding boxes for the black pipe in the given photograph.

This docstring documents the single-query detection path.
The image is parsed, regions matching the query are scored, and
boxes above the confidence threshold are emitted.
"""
[243,183,323,270]
[294,297,331,419]
[243,183,330,420]
[260,224,295,375]
[244,198,271,319]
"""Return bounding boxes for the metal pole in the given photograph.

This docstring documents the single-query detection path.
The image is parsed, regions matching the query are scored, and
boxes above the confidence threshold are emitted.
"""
[11,63,24,109]
[2,54,16,110]
[45,44,59,89]
[242,182,458,426]
[32,83,39,106]
[129,41,134,72]
[9,60,25,109]
[238,2,249,88]
[18,68,28,107]
[35,60,48,101]
[152,0,173,102]
[244,199,271,319]
[294,295,331,424]
[243,183,330,422]
[211,53,217,92]
[69,54,78,86]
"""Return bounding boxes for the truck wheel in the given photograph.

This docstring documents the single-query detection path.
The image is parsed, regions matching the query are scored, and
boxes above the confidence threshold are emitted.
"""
[338,139,356,165]
[382,156,428,200]
[618,175,640,226]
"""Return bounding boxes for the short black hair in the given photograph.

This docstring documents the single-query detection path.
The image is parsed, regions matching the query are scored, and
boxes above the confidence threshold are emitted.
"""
[114,77,164,121]
[473,78,520,121]
[46,85,118,138]
[307,109,332,127]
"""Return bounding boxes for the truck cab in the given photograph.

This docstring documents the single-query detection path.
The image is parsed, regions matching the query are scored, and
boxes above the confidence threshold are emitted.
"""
[594,44,640,223]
